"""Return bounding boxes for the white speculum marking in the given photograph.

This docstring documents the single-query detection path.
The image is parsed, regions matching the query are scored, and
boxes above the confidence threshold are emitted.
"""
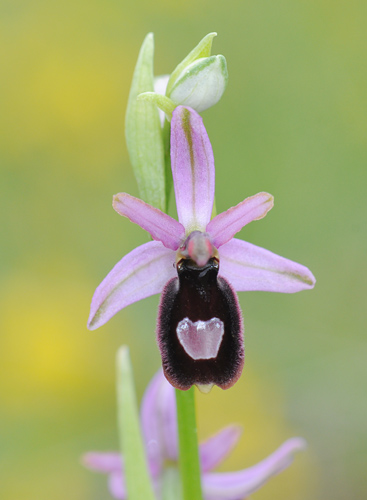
[176,317,224,360]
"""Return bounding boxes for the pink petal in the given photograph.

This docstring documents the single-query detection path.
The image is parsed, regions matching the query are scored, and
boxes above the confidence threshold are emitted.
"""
[140,370,178,478]
[88,241,176,330]
[202,437,306,500]
[207,192,274,248]
[108,471,126,500]
[113,193,185,251]
[140,371,165,477]
[171,106,215,232]
[140,372,164,476]
[157,373,178,461]
[199,425,242,473]
[219,238,316,293]
[82,452,122,473]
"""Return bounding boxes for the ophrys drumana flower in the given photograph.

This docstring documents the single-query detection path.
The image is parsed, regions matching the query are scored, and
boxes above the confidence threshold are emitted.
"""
[88,106,315,391]
[83,370,307,500]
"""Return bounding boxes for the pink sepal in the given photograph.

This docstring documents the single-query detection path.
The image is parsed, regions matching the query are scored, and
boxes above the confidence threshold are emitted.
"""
[88,241,176,330]
[171,106,215,232]
[219,238,316,293]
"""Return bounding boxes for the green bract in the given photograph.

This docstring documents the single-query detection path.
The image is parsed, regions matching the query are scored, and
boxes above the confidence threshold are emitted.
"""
[125,33,166,211]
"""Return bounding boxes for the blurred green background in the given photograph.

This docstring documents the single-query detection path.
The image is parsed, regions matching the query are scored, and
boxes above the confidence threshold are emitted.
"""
[1,0,366,499]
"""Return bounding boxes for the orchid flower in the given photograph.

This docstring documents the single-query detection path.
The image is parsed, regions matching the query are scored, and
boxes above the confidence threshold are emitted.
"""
[83,370,306,500]
[87,106,315,391]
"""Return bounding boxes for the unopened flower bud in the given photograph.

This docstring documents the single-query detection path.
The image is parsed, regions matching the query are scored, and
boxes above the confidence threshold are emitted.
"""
[138,33,228,121]
[168,55,228,112]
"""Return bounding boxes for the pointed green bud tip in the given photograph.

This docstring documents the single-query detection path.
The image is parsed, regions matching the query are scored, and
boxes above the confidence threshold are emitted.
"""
[169,54,228,112]
[166,32,218,96]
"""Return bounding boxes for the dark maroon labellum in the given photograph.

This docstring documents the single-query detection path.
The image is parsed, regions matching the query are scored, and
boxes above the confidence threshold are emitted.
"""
[157,258,244,391]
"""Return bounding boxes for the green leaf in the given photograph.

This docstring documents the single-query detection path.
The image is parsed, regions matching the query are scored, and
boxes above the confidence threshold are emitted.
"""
[166,32,217,97]
[125,33,166,211]
[116,346,156,500]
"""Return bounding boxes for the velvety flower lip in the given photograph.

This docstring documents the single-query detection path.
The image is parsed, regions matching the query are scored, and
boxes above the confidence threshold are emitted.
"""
[83,370,307,500]
[87,105,315,389]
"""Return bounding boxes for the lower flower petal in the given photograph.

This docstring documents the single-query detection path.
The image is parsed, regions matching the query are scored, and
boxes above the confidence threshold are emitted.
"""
[140,370,178,477]
[108,471,126,500]
[88,241,176,330]
[140,371,165,477]
[202,437,306,500]
[82,452,122,473]
[219,238,316,293]
[199,425,242,473]
[157,373,178,461]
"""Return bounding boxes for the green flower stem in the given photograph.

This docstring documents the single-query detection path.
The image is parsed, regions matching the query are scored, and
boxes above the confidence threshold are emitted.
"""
[175,387,203,500]
[116,347,156,500]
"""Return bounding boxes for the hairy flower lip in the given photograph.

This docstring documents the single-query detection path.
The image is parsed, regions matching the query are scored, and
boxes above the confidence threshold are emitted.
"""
[157,265,244,391]
[83,370,307,500]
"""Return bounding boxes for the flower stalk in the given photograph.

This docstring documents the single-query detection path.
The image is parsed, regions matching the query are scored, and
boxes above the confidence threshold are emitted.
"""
[175,387,203,500]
